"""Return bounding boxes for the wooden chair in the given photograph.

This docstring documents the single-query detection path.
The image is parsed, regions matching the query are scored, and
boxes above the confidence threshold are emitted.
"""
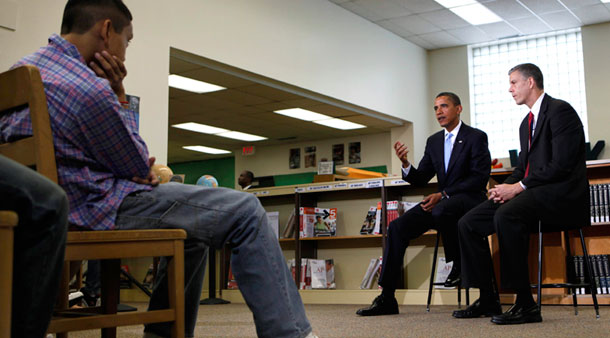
[0,65,186,338]
[0,211,18,338]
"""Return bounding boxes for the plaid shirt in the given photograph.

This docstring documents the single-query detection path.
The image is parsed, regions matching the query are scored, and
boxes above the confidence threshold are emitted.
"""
[0,34,152,230]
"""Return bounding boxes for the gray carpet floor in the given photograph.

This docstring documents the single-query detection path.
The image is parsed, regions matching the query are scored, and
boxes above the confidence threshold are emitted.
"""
[61,302,609,337]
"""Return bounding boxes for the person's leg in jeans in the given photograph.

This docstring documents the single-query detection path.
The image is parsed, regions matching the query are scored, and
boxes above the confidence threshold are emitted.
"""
[0,155,69,338]
[115,183,311,338]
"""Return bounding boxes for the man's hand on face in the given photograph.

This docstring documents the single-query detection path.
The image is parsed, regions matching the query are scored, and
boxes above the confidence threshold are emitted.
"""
[394,141,411,168]
[421,192,442,212]
[89,50,127,101]
[131,157,160,187]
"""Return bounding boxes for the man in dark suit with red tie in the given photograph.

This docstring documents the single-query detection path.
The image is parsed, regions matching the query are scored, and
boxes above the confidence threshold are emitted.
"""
[357,92,491,316]
[454,63,589,324]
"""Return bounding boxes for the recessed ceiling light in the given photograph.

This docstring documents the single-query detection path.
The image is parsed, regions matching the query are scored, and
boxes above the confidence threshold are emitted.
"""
[313,118,366,130]
[449,3,502,25]
[435,0,476,8]
[183,145,232,154]
[216,131,267,141]
[172,122,229,134]
[274,108,331,121]
[168,74,226,94]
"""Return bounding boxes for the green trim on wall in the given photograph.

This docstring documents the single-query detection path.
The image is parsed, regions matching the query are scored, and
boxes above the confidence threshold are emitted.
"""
[168,157,235,188]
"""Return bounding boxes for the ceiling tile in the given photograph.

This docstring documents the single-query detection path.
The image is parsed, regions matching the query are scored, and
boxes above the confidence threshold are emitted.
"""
[446,26,490,44]
[377,18,415,37]
[206,89,272,106]
[519,0,566,14]
[560,0,601,10]
[386,14,441,35]
[476,21,521,39]
[507,16,552,35]
[418,9,470,30]
[339,1,385,22]
[352,0,411,21]
[392,0,443,14]
[169,57,201,74]
[238,84,302,101]
[418,30,463,48]
[483,0,533,20]
[403,35,438,49]
[571,4,610,25]
[329,0,351,4]
[539,10,582,30]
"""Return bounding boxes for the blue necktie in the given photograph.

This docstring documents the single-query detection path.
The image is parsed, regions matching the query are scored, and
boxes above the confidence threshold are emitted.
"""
[444,133,453,173]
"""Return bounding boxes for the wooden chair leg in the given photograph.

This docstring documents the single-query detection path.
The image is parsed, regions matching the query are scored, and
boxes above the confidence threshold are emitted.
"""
[168,240,185,338]
[101,259,120,338]
[0,220,16,338]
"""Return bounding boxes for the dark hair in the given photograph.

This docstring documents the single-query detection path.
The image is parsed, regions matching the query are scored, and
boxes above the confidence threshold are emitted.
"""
[244,170,254,181]
[435,92,461,106]
[508,63,544,90]
[61,0,132,35]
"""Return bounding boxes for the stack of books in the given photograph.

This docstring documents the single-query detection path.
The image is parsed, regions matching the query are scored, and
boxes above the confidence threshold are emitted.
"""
[568,255,610,294]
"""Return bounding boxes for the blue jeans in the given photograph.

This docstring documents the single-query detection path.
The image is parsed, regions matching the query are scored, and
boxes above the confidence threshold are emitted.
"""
[115,183,311,338]
[0,155,68,338]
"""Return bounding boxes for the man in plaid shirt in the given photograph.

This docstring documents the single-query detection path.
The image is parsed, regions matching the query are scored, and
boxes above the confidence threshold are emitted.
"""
[0,1,313,337]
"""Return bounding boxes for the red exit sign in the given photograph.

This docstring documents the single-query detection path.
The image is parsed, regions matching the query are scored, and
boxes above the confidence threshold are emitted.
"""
[242,146,255,156]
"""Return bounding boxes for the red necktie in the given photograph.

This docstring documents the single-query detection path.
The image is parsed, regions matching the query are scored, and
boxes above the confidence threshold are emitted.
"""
[525,112,534,178]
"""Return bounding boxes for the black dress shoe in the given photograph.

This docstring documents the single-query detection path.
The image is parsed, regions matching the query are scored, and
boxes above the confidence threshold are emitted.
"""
[453,298,502,318]
[491,303,542,325]
[356,295,399,316]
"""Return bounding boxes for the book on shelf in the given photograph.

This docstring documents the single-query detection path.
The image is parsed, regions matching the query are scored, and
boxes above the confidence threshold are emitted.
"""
[300,258,311,290]
[569,254,610,295]
[433,257,454,289]
[313,207,337,237]
[590,183,610,224]
[360,256,382,289]
[227,264,238,289]
[360,206,377,235]
[299,207,316,238]
[266,211,279,239]
[281,209,296,239]
[373,202,382,235]
[309,258,336,289]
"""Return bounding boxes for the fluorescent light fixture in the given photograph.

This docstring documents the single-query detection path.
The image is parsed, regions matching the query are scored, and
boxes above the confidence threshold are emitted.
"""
[168,74,225,94]
[449,3,502,25]
[435,0,476,8]
[602,0,610,3]
[274,108,331,121]
[216,131,267,141]
[172,122,229,134]
[183,145,231,155]
[313,118,365,130]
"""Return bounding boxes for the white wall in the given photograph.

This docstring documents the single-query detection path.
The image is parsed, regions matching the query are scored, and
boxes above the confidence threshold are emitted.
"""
[582,22,610,160]
[234,132,392,181]
[1,0,429,164]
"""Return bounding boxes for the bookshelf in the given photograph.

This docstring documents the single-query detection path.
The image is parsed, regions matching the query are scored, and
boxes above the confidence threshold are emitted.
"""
[220,160,610,306]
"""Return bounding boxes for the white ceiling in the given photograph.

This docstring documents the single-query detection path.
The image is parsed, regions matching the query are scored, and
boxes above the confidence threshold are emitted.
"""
[329,0,610,49]
[168,50,405,163]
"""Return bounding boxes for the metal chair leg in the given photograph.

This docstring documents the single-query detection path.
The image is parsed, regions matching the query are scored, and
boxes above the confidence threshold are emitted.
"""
[537,221,543,309]
[579,229,600,319]
[426,232,440,312]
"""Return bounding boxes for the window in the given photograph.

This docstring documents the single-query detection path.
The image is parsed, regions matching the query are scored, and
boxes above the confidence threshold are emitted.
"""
[468,28,588,159]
